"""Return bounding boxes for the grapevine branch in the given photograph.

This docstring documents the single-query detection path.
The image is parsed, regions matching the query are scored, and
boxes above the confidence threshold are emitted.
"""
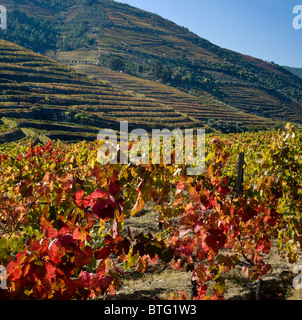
[9,193,46,238]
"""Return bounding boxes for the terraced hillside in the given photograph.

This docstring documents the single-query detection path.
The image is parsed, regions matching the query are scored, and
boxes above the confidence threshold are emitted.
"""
[216,84,302,124]
[74,64,275,129]
[1,0,302,127]
[0,40,195,143]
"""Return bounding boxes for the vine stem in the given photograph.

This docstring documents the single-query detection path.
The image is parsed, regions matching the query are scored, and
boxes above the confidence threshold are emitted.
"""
[8,193,45,238]
[239,237,264,300]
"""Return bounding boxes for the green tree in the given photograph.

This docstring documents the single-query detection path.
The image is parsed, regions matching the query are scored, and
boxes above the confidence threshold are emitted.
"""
[108,56,125,71]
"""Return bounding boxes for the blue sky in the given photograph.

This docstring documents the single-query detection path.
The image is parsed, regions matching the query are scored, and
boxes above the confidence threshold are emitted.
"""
[117,0,302,68]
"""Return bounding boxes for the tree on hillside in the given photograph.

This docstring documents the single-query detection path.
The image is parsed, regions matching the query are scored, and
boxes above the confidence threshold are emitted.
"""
[107,56,125,71]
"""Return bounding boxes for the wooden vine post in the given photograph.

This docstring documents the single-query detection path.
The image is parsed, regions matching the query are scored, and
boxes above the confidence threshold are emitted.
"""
[235,152,263,300]
[236,152,244,198]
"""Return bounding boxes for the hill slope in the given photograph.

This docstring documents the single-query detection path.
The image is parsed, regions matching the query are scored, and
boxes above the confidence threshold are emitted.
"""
[74,64,275,131]
[1,0,302,126]
[0,40,195,143]
[283,66,302,79]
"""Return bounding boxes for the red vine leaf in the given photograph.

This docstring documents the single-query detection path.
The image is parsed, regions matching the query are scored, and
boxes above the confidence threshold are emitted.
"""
[205,228,227,253]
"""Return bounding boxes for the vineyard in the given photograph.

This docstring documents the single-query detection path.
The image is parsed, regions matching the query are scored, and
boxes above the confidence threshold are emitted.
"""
[73,64,274,130]
[0,39,194,144]
[0,123,301,300]
[217,84,302,124]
